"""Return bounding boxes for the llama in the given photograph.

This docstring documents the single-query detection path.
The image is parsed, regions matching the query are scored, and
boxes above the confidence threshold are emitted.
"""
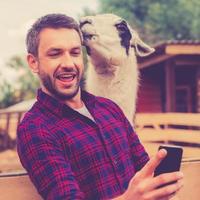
[80,14,154,124]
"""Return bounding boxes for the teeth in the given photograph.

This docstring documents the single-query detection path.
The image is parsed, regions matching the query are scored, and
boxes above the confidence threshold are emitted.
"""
[60,75,73,78]
[57,74,75,78]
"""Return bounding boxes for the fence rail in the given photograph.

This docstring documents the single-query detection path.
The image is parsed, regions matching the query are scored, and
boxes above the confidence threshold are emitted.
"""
[1,112,200,150]
[0,112,199,199]
[135,113,200,145]
[0,111,26,150]
[0,158,199,200]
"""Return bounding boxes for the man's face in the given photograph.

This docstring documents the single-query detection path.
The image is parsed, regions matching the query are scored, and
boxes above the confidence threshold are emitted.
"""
[32,28,84,100]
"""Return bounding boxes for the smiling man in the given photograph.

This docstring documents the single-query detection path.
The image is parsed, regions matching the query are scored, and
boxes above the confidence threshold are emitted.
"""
[26,20,84,108]
[17,14,183,200]
[36,28,82,101]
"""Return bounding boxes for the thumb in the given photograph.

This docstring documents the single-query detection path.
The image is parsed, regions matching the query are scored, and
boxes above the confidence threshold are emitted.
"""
[139,149,167,178]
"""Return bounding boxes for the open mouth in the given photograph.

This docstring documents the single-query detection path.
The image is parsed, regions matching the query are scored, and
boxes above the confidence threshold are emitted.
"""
[55,73,76,82]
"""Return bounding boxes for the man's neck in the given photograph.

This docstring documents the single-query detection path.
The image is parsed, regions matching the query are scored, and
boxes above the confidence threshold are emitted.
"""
[41,87,84,109]
[64,91,84,109]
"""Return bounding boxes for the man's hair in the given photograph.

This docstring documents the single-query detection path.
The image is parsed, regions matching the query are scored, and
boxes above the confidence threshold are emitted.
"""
[26,13,82,57]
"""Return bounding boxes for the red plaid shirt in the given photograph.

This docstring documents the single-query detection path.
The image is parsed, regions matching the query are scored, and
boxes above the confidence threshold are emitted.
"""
[17,89,149,200]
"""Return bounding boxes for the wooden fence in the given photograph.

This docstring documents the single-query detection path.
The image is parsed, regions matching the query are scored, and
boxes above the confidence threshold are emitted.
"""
[0,112,199,199]
[0,158,199,200]
[135,113,200,146]
[1,111,200,150]
[0,111,26,150]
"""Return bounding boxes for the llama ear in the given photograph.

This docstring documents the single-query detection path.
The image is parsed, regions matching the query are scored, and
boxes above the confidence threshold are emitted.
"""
[129,28,155,57]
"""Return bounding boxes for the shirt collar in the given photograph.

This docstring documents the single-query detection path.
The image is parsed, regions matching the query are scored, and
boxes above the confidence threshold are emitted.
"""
[36,89,96,118]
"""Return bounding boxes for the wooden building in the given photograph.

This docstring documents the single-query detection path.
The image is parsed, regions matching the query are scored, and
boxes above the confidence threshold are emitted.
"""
[137,40,200,113]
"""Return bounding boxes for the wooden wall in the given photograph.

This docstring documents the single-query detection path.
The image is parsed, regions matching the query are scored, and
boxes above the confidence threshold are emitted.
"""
[197,68,200,113]
[137,66,164,113]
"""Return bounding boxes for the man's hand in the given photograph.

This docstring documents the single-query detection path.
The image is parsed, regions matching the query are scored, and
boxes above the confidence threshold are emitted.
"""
[114,149,184,200]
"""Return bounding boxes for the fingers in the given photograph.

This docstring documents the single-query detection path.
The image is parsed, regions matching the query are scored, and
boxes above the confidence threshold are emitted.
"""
[126,149,184,200]
[139,149,167,178]
[143,179,184,200]
[133,171,183,196]
[148,171,184,191]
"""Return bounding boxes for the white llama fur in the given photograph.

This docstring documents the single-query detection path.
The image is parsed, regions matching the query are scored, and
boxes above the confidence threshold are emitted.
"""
[80,14,154,124]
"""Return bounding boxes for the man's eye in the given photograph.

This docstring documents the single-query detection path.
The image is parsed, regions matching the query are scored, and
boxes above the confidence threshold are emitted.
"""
[71,50,81,56]
[48,51,61,57]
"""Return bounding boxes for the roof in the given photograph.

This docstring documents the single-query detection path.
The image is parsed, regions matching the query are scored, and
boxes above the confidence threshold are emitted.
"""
[0,99,36,113]
[155,39,200,47]
[138,40,200,69]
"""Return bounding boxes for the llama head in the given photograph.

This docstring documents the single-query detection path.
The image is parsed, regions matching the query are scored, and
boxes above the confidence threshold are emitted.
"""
[80,13,154,71]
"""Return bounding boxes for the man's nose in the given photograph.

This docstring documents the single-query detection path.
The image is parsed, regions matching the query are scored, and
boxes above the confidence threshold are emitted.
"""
[60,53,74,67]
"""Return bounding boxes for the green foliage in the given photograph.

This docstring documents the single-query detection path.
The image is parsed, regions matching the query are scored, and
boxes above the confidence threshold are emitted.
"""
[6,55,39,100]
[0,81,15,108]
[78,6,98,18]
[0,55,39,108]
[98,0,200,43]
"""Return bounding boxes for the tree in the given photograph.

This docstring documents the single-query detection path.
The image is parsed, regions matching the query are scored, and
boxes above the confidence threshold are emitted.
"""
[0,55,39,108]
[6,55,39,100]
[98,0,200,43]
[0,81,15,108]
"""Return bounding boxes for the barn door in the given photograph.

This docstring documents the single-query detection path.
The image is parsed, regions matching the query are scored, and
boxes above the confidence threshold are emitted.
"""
[175,86,192,112]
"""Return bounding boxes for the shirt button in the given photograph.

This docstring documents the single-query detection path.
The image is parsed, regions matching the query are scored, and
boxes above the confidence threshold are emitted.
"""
[114,159,118,165]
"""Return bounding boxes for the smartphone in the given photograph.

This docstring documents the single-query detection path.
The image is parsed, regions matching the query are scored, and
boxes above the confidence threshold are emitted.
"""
[154,145,183,177]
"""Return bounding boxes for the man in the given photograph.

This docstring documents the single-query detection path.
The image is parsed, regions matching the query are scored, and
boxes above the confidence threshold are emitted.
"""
[17,14,183,200]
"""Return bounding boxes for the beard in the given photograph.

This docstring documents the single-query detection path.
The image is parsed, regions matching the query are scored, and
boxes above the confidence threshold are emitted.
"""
[39,67,82,101]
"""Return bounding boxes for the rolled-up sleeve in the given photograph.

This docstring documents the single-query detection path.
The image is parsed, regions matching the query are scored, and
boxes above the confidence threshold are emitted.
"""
[17,122,85,200]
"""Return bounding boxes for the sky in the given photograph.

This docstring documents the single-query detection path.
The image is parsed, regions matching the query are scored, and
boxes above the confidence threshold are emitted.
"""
[0,0,99,82]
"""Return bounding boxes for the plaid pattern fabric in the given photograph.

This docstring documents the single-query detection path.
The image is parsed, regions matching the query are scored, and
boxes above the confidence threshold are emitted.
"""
[17,89,149,200]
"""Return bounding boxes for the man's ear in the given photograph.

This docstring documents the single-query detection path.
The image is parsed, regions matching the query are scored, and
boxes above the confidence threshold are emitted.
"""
[27,54,39,73]
[128,26,155,57]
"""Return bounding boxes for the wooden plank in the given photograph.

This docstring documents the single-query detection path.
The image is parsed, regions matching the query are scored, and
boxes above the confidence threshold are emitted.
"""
[142,142,200,158]
[1,113,11,148]
[135,113,200,127]
[17,112,23,127]
[137,128,200,144]
[139,54,173,69]
[137,70,162,112]
[197,69,200,113]
[0,161,199,200]
[0,175,42,200]
[165,60,175,112]
[175,60,200,66]
[177,161,200,200]
[166,45,200,55]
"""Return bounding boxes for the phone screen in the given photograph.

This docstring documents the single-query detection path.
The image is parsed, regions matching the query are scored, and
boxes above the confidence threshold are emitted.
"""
[154,145,183,177]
